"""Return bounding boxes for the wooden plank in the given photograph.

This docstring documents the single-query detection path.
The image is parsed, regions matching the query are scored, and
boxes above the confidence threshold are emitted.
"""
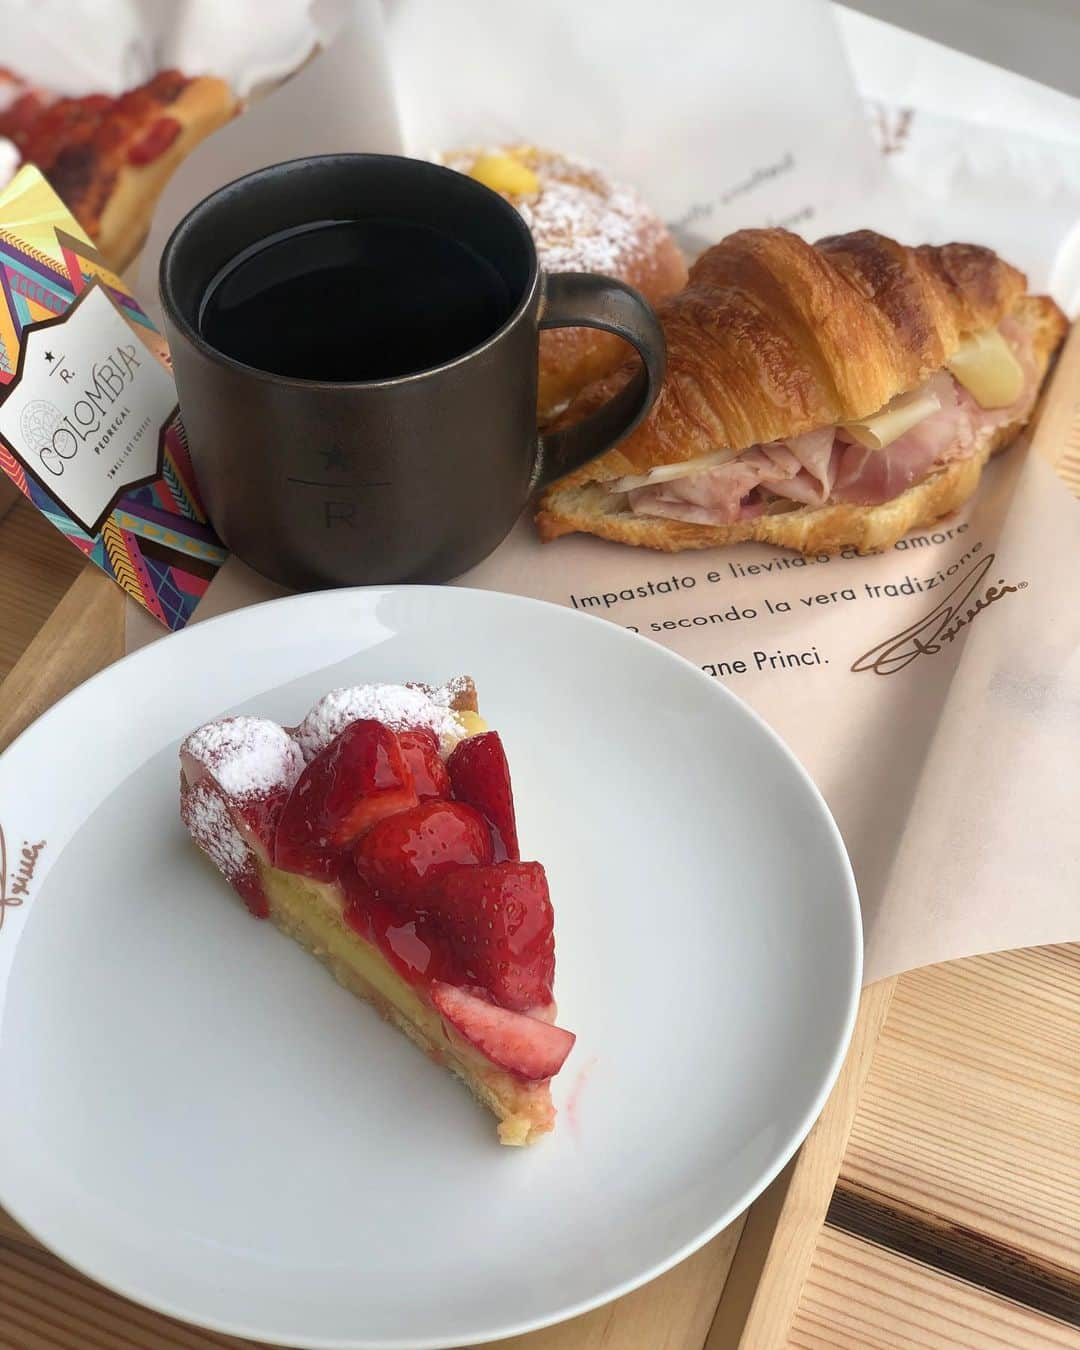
[827,1186,1080,1326]
[1029,318,1080,492]
[787,1229,1080,1349]
[0,1239,251,1349]
[0,500,86,681]
[834,945,1080,1320]
[704,977,897,1349]
[843,947,1080,1253]
[0,1206,42,1252]
[719,945,1080,1346]
[0,564,125,753]
[0,475,19,524]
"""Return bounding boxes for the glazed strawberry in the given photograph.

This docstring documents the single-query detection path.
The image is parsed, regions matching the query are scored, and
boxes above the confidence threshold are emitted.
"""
[447,732,519,861]
[353,799,493,900]
[430,982,574,1081]
[230,789,291,857]
[397,728,450,800]
[420,862,554,1010]
[275,720,417,879]
[231,866,271,920]
[340,862,379,930]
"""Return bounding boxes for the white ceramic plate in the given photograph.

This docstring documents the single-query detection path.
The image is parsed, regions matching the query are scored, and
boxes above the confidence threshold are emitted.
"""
[0,587,860,1349]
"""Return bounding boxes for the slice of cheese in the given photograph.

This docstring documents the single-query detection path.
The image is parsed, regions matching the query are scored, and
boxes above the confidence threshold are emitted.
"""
[946,327,1024,408]
[841,388,942,451]
[607,447,740,493]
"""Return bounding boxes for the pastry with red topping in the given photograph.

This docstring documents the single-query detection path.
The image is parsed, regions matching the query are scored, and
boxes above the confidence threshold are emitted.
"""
[0,67,236,269]
[179,678,574,1146]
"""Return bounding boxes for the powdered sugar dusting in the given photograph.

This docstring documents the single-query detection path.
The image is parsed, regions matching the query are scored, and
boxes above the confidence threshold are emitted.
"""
[430,674,471,707]
[295,684,465,761]
[440,147,661,277]
[519,175,658,275]
[182,717,304,800]
[181,779,251,884]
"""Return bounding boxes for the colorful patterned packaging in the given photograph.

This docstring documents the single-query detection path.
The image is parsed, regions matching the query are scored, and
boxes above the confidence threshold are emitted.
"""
[0,166,226,628]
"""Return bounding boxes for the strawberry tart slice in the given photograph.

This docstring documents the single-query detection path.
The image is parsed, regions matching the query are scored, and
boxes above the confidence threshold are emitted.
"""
[179,678,574,1145]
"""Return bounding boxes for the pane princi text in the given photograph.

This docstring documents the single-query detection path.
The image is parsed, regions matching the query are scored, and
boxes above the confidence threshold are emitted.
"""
[703,647,826,677]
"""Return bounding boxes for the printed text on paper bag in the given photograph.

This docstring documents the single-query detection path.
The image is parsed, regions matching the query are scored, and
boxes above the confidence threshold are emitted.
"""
[560,525,1023,679]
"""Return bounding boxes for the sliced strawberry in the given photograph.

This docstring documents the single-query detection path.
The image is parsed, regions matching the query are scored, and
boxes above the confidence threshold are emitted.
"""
[430,982,574,1081]
[180,777,269,918]
[420,862,554,1010]
[353,799,493,900]
[231,787,291,858]
[397,728,451,800]
[180,717,304,863]
[447,732,519,861]
[275,720,417,879]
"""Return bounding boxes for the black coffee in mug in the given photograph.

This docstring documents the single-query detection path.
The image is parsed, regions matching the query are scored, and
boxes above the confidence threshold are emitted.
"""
[160,154,665,589]
[197,218,515,381]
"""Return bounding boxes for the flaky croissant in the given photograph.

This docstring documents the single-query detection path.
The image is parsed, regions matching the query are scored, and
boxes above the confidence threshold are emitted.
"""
[536,228,1066,555]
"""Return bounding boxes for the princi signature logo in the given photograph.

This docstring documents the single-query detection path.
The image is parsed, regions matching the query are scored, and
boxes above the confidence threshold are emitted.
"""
[852,552,1026,676]
[0,824,46,932]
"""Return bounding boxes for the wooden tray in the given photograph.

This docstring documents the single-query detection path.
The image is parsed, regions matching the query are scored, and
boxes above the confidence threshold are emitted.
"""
[1,326,1078,1348]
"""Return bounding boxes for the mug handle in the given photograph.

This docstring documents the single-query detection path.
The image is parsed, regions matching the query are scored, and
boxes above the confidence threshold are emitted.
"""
[532,272,666,489]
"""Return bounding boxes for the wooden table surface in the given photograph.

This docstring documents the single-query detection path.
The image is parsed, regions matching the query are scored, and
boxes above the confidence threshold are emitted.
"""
[0,488,1077,1348]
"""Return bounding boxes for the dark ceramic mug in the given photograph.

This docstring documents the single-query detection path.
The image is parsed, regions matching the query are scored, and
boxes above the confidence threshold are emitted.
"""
[159,153,665,588]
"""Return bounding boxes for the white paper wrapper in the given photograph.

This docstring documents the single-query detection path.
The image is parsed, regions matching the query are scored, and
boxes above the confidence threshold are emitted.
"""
[385,0,888,250]
[60,0,1080,982]
[0,0,326,97]
[837,6,1080,297]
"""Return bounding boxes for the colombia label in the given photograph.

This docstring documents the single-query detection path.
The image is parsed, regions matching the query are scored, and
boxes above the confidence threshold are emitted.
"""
[0,281,178,534]
[0,165,227,629]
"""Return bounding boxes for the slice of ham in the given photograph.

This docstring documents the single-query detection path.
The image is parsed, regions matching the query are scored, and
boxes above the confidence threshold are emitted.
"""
[830,372,974,505]
[628,427,837,524]
[625,323,1038,526]
[770,426,837,506]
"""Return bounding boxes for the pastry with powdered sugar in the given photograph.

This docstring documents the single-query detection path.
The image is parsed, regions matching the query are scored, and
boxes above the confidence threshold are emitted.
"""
[439,144,686,422]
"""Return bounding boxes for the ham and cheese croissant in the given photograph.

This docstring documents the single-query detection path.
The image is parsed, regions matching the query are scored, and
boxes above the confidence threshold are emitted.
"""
[536,228,1067,555]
